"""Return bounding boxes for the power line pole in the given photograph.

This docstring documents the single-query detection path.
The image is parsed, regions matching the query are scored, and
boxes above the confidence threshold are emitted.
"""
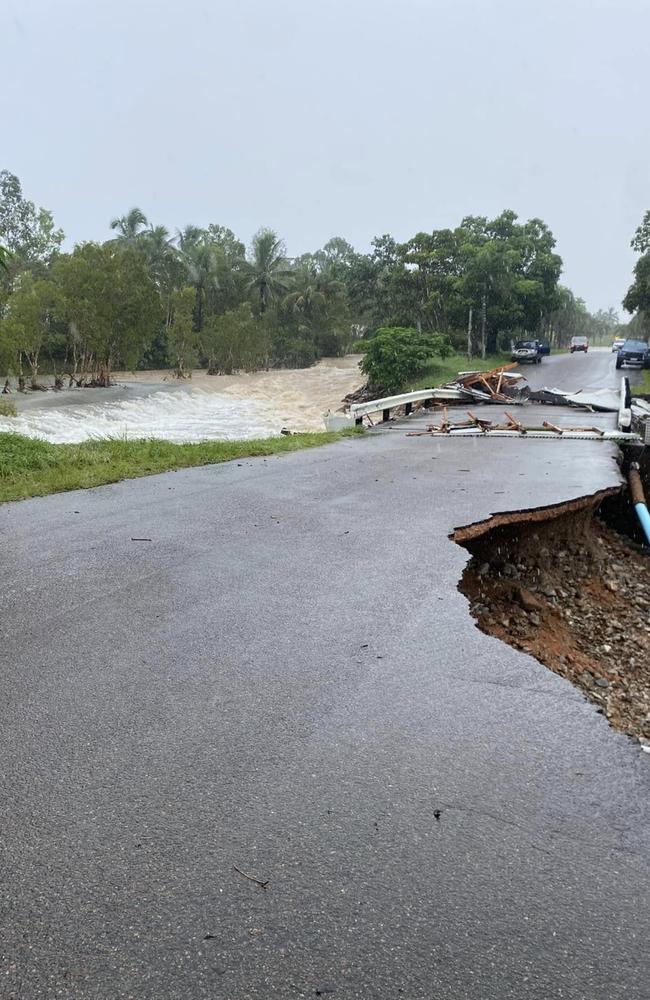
[467,306,473,360]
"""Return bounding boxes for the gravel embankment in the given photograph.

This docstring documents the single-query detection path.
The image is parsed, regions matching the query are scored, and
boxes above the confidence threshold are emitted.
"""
[461,517,650,746]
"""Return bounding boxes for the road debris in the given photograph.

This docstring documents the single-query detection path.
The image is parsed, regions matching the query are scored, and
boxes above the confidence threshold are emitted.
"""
[528,386,640,414]
[233,864,269,888]
[406,411,627,439]
[440,364,529,404]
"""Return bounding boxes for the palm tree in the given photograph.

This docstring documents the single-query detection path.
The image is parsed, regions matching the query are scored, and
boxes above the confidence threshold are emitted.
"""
[176,225,205,252]
[177,232,220,332]
[110,207,148,243]
[284,263,344,322]
[245,228,293,313]
[141,225,183,329]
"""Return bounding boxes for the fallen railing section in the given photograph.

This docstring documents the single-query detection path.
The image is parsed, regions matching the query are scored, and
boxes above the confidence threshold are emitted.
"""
[406,407,641,442]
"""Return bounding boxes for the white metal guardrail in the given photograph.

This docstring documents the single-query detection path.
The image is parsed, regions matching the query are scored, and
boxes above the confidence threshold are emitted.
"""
[348,388,467,424]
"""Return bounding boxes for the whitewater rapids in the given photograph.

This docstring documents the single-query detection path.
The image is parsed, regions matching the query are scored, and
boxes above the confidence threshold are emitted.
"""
[0,357,364,444]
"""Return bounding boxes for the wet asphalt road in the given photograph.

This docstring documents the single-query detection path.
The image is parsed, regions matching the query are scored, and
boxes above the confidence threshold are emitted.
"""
[2,354,650,999]
[515,344,645,393]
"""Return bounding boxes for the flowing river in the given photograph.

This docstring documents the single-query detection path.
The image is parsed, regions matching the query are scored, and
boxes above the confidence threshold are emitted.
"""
[0,357,364,444]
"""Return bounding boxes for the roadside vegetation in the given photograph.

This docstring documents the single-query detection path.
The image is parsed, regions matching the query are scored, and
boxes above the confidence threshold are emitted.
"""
[405,353,508,392]
[0,428,363,503]
[358,328,509,394]
[623,211,650,355]
[0,398,16,416]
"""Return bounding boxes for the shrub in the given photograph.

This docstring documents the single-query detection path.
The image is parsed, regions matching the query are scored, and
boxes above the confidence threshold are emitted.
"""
[0,399,17,417]
[360,327,451,393]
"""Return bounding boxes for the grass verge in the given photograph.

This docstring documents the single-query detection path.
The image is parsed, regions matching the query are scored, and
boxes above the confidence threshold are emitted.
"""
[404,353,510,392]
[0,428,363,503]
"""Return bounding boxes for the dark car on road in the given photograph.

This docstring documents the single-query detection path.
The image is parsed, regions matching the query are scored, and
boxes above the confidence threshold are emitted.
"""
[570,336,589,353]
[615,339,650,369]
[511,339,542,364]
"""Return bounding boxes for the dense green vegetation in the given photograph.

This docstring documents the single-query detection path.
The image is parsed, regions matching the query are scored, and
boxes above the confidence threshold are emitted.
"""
[624,211,650,342]
[0,169,622,390]
[0,428,362,502]
[360,327,453,393]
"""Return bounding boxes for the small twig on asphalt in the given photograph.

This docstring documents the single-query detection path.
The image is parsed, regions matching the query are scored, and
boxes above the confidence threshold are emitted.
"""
[131,537,152,541]
[234,864,269,888]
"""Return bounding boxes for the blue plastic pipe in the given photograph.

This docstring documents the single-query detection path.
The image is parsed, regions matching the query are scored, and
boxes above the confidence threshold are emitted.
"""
[629,465,650,546]
[635,501,650,546]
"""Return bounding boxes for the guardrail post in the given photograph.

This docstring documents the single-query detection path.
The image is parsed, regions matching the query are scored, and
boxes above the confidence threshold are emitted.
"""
[382,408,390,422]
[405,402,412,416]
[618,376,632,432]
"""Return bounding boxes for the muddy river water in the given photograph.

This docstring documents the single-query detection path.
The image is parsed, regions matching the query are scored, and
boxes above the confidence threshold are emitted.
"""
[0,356,364,443]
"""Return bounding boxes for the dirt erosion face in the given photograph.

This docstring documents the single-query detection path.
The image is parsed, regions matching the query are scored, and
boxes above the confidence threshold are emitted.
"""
[453,489,650,746]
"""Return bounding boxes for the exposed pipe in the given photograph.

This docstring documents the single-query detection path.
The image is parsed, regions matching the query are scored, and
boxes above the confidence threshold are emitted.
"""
[629,463,650,546]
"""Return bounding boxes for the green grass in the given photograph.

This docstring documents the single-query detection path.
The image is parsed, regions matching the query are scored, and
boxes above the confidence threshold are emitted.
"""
[0,428,363,503]
[639,370,650,395]
[403,353,510,392]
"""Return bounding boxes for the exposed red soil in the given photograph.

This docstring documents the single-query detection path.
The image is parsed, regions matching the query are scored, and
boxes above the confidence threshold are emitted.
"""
[457,502,650,744]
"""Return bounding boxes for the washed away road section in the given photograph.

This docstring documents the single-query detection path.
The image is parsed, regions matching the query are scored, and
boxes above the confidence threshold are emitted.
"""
[1,422,650,998]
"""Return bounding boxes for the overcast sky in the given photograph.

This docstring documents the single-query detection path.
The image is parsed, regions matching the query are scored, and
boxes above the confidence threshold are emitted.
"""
[2,0,648,312]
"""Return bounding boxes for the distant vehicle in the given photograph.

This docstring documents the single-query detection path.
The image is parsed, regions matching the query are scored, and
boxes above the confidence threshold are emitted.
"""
[615,339,650,369]
[511,339,542,364]
[611,337,626,352]
[537,341,551,356]
[570,336,589,353]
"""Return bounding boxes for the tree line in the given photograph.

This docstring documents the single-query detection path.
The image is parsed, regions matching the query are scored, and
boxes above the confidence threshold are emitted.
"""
[624,210,650,339]
[0,169,625,390]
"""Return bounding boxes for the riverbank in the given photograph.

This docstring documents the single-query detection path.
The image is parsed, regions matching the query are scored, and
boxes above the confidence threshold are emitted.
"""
[0,428,362,503]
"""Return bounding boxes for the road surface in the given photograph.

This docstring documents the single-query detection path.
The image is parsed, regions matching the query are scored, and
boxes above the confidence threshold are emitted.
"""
[2,350,649,999]
[517,344,645,392]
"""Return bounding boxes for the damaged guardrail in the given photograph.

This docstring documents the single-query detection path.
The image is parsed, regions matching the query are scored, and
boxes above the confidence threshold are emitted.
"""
[406,407,640,441]
[349,388,463,425]
[348,366,527,425]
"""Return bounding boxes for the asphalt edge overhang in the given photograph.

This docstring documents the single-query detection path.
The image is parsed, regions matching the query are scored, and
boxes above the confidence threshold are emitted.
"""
[450,487,621,545]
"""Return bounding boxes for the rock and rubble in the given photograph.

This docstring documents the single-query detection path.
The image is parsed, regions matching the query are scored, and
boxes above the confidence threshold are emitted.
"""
[459,507,650,745]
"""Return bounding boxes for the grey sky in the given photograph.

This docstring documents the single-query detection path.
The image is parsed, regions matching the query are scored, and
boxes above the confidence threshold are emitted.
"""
[3,0,648,312]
